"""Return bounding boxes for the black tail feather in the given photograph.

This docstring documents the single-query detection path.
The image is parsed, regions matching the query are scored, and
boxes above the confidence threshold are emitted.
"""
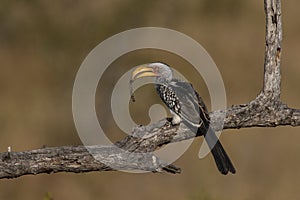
[204,128,235,175]
[211,140,236,175]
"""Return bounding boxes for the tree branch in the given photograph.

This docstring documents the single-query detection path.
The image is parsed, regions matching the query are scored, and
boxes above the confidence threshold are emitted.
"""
[263,0,282,97]
[1,0,300,179]
[0,144,181,179]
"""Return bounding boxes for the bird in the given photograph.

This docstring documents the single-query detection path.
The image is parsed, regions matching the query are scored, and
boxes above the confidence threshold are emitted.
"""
[130,62,235,175]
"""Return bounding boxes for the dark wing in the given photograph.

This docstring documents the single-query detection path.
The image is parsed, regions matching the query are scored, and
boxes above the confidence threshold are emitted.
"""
[156,79,210,135]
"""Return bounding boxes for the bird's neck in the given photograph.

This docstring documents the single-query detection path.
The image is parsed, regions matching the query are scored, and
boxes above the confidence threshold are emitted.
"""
[155,76,172,85]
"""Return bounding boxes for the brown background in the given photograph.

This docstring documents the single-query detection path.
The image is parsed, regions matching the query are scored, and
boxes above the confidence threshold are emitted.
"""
[1,1,300,199]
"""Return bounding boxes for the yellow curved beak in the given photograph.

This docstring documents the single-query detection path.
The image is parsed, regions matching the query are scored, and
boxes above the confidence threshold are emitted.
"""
[131,65,158,82]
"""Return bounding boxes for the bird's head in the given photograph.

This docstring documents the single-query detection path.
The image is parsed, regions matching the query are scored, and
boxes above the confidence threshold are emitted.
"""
[130,62,173,102]
[130,62,173,83]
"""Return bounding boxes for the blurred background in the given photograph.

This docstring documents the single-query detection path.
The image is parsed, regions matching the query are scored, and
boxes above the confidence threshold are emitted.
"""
[1,0,300,199]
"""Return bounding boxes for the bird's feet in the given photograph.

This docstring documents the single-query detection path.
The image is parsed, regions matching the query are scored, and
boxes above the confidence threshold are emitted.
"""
[164,117,180,128]
[165,117,173,127]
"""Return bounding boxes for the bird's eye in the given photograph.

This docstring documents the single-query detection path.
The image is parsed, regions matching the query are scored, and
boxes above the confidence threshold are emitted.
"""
[154,67,160,74]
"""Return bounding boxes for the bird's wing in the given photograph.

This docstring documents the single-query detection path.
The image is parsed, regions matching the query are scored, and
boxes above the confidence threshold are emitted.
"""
[168,80,210,129]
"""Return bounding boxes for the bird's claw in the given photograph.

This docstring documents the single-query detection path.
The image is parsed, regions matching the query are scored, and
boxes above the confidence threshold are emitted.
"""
[164,117,176,128]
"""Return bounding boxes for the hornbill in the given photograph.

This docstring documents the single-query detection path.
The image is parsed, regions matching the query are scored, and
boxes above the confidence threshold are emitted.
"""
[130,62,235,175]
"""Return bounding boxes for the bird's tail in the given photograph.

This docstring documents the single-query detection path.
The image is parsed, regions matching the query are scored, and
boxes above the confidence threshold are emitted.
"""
[205,128,236,175]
